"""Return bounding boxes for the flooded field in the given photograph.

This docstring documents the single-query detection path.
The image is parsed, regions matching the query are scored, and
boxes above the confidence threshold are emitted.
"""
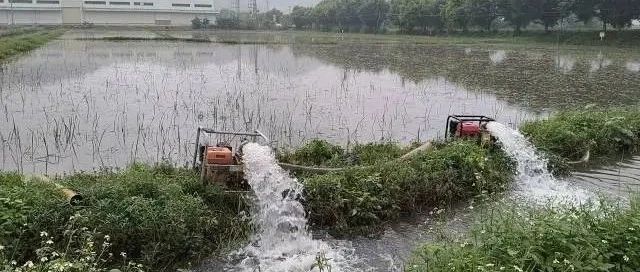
[2,30,640,272]
[1,30,640,176]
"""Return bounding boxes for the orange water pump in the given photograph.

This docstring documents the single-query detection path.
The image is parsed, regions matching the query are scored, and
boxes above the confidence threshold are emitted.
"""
[192,127,269,189]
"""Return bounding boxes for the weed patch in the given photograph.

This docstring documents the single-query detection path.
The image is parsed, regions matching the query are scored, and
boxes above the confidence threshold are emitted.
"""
[0,164,250,271]
[293,140,515,235]
[521,108,640,162]
[0,30,62,61]
[407,198,640,271]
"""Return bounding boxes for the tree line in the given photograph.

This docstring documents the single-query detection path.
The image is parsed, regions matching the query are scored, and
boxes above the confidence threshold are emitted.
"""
[284,0,640,34]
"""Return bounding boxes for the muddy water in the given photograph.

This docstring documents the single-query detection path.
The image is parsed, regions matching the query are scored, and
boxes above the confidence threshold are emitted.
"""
[3,31,640,271]
[2,34,640,174]
[573,156,640,196]
[0,38,542,173]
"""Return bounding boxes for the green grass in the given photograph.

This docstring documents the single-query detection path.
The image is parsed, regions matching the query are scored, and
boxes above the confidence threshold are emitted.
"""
[277,139,421,168]
[407,198,640,272]
[284,140,515,235]
[0,164,250,271]
[0,29,63,61]
[521,108,640,162]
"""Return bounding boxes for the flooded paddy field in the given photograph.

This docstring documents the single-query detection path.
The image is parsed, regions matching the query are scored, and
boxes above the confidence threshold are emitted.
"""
[2,29,640,271]
[2,30,639,174]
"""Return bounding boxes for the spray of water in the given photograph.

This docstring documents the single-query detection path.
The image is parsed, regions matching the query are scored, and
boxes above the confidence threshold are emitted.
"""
[486,122,593,205]
[228,143,353,272]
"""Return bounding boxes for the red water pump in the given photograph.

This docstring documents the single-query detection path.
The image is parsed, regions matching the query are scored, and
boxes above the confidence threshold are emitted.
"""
[445,115,494,140]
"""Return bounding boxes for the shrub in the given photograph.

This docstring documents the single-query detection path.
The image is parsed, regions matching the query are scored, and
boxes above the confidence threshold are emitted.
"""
[1,214,145,272]
[278,140,420,167]
[0,30,62,61]
[301,141,515,234]
[521,108,640,161]
[407,198,640,272]
[278,139,346,166]
[0,164,250,271]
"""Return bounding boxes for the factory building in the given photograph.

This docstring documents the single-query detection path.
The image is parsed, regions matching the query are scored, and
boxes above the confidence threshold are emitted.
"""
[0,0,217,26]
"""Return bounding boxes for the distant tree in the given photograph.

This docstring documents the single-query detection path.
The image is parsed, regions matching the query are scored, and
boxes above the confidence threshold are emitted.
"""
[536,0,575,32]
[262,8,284,28]
[358,0,390,32]
[191,17,202,29]
[467,0,499,31]
[290,6,313,29]
[573,0,597,23]
[216,9,240,29]
[391,0,444,33]
[498,0,542,35]
[443,0,471,31]
[597,0,637,30]
[336,0,363,30]
[201,18,210,29]
[312,0,339,29]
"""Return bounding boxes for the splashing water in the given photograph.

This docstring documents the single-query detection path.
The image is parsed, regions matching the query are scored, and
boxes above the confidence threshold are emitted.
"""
[228,143,353,272]
[486,122,593,205]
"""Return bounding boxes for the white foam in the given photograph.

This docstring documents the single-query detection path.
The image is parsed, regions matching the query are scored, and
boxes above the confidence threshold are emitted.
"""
[228,143,355,272]
[486,122,593,205]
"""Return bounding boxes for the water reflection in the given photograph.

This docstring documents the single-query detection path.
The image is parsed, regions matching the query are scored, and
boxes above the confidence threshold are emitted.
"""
[489,50,506,64]
[0,40,533,173]
[589,52,612,73]
[3,38,640,174]
[293,44,640,110]
[555,54,576,74]
[626,61,640,72]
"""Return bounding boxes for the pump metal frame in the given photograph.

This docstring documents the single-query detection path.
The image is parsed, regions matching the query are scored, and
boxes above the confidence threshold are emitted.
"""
[445,115,495,139]
[192,127,269,168]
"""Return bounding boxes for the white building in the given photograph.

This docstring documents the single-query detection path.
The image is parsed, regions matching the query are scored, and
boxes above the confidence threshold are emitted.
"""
[0,0,217,26]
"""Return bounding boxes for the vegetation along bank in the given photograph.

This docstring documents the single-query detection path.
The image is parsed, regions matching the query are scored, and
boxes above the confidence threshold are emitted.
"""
[406,198,640,271]
[0,29,63,61]
[0,165,251,271]
[521,107,640,163]
[2,107,640,270]
[279,140,515,234]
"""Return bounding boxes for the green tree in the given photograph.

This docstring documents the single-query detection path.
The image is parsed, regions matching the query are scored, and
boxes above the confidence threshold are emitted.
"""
[467,0,499,31]
[597,0,637,30]
[573,0,597,23]
[443,0,471,31]
[312,0,339,29]
[290,6,313,29]
[358,0,390,32]
[391,0,444,33]
[262,8,284,28]
[498,0,542,35]
[216,9,240,29]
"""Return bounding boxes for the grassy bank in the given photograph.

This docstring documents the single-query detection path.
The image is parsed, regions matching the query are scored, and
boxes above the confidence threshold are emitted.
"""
[0,164,250,271]
[407,198,640,271]
[0,29,63,61]
[279,140,515,234]
[521,108,640,162]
